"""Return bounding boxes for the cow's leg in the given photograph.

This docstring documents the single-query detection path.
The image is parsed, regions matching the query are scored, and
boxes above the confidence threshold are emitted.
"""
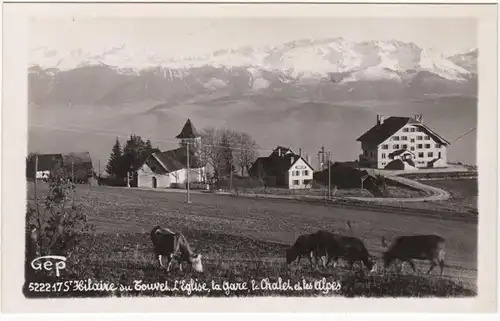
[158,255,164,268]
[320,255,327,269]
[407,259,417,273]
[179,261,183,272]
[427,260,437,275]
[307,253,315,269]
[324,256,331,268]
[439,259,445,276]
[166,255,175,272]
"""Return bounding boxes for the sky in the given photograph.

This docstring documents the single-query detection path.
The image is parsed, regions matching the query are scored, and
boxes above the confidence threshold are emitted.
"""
[30,17,477,58]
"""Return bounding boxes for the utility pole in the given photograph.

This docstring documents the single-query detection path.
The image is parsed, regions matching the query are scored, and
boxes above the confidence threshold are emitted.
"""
[321,146,325,167]
[327,151,331,200]
[34,153,38,200]
[71,159,75,202]
[98,159,100,177]
[186,140,191,203]
[230,165,233,192]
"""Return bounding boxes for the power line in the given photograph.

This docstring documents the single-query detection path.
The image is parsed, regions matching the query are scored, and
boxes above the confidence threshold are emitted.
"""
[28,123,279,153]
[449,127,476,143]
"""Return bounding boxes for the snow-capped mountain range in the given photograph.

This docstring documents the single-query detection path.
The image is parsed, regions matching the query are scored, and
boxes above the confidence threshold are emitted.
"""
[30,38,477,81]
[28,38,478,106]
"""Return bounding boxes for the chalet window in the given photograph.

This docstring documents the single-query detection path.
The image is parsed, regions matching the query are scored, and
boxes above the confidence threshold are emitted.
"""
[418,152,424,158]
[425,144,431,148]
[428,152,434,157]
[424,136,430,140]
[410,128,416,132]
[402,144,408,149]
[435,144,441,148]
[417,136,423,140]
[417,144,423,149]
[401,136,408,140]
[303,170,309,176]
[291,171,295,176]
[393,144,399,149]
[381,153,386,159]
[410,146,415,151]
[364,150,368,156]
[381,144,388,150]
[381,162,386,166]
[402,128,409,132]
[295,170,300,176]
[393,136,400,141]
[293,180,300,185]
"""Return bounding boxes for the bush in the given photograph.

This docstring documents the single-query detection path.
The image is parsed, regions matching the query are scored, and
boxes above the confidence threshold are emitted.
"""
[24,178,97,297]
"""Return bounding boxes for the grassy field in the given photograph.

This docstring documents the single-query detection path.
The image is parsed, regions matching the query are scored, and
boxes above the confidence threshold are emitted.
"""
[25,182,477,298]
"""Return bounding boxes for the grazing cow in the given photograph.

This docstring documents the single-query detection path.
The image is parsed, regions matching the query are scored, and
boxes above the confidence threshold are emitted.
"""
[381,235,446,276]
[286,230,334,268]
[324,235,376,272]
[150,226,203,273]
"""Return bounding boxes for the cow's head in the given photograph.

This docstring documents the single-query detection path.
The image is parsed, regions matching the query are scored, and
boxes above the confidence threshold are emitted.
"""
[189,253,203,273]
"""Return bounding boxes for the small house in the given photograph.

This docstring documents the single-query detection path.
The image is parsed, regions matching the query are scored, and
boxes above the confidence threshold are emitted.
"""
[249,146,314,189]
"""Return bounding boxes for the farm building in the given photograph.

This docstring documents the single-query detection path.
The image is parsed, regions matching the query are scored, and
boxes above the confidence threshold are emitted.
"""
[314,162,385,196]
[26,153,64,180]
[26,152,95,182]
[135,118,207,189]
[356,114,450,169]
[249,146,314,189]
[62,152,95,182]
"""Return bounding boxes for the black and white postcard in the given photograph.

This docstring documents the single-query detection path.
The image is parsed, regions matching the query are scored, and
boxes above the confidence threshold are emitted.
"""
[1,1,498,314]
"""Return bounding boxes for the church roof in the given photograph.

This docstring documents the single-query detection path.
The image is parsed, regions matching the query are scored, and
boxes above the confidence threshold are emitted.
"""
[175,118,200,139]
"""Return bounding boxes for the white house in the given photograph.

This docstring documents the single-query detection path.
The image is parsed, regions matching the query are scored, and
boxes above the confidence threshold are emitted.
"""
[250,146,314,189]
[356,114,450,169]
[286,156,315,189]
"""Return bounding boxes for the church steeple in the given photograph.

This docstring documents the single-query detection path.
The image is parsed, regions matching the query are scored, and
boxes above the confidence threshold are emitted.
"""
[176,118,201,147]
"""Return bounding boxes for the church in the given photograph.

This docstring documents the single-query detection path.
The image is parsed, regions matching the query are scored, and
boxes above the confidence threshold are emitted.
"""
[135,119,207,189]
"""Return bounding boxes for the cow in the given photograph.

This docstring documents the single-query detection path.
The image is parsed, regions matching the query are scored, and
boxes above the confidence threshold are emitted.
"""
[381,235,446,276]
[150,226,203,273]
[286,230,334,268]
[323,235,376,272]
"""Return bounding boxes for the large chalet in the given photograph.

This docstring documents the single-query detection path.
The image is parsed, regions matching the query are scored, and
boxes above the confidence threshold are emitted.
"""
[356,114,450,170]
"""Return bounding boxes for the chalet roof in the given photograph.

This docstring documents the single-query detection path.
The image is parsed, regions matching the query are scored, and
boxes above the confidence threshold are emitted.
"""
[35,154,63,171]
[356,116,450,146]
[271,146,295,156]
[175,119,200,139]
[152,146,203,173]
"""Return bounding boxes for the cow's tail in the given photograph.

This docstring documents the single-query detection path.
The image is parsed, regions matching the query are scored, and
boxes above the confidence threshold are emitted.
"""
[346,221,354,236]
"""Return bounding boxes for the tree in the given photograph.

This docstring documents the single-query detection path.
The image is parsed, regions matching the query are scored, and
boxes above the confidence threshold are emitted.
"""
[105,138,124,177]
[122,135,159,176]
[235,132,259,176]
[198,127,258,185]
